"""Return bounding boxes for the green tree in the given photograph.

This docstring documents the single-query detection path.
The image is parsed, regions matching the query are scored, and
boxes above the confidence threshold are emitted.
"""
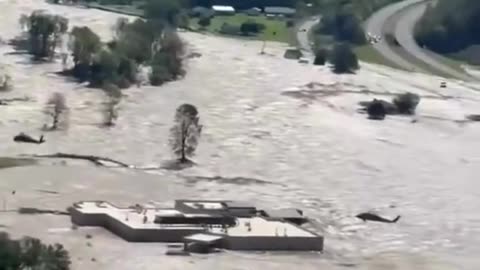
[90,50,120,87]
[70,26,101,80]
[330,42,359,73]
[392,92,420,115]
[197,16,211,29]
[169,104,202,163]
[313,48,328,65]
[25,11,68,59]
[144,0,181,26]
[0,232,70,270]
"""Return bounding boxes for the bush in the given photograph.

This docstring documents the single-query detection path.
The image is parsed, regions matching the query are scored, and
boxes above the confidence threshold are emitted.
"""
[392,92,420,115]
[286,20,294,28]
[198,16,211,29]
[313,48,328,65]
[318,11,366,45]
[367,99,387,120]
[219,23,240,35]
[240,21,265,35]
[329,43,359,74]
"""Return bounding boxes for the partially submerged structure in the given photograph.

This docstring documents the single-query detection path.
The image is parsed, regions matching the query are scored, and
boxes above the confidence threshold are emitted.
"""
[70,200,323,252]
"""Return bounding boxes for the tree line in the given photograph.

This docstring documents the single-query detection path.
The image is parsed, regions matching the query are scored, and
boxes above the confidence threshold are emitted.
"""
[415,0,480,54]
[0,232,70,270]
[21,0,185,89]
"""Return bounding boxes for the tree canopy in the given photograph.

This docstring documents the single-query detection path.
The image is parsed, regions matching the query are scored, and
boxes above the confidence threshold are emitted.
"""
[0,232,71,270]
[415,0,480,53]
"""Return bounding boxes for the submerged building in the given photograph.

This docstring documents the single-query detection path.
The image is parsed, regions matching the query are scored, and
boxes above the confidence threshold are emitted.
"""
[70,200,323,252]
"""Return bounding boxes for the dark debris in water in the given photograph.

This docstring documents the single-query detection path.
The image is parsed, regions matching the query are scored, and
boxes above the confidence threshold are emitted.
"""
[337,262,357,268]
[181,175,274,186]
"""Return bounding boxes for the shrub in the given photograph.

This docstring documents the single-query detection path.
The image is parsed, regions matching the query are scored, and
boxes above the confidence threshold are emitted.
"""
[313,48,328,65]
[392,92,420,115]
[198,16,211,29]
[219,23,240,35]
[240,21,265,35]
[286,20,294,28]
[367,99,387,120]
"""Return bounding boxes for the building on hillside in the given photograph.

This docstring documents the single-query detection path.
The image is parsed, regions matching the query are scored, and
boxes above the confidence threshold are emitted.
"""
[264,6,296,17]
[212,5,235,15]
[70,199,323,253]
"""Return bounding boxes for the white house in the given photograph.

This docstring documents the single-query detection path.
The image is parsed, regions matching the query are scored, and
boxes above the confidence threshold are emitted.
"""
[212,5,235,15]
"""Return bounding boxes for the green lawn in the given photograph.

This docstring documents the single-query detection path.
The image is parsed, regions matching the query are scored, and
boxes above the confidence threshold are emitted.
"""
[191,14,292,43]
[354,45,402,69]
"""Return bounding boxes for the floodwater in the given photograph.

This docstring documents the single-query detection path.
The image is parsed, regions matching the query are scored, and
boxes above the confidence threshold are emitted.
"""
[0,0,480,269]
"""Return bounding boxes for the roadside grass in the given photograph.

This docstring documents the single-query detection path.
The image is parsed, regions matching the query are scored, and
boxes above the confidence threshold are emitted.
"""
[354,44,401,69]
[190,14,292,43]
[0,157,36,170]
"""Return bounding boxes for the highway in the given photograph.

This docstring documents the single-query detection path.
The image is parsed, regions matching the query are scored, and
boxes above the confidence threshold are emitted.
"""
[393,1,473,81]
[366,0,474,81]
[296,16,321,54]
[364,0,426,72]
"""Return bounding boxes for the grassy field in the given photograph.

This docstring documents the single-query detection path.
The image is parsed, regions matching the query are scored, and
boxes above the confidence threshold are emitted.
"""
[190,14,292,43]
[354,45,403,69]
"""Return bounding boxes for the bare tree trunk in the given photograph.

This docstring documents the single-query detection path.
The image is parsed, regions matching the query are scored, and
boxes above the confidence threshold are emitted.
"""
[52,113,59,130]
[180,121,187,163]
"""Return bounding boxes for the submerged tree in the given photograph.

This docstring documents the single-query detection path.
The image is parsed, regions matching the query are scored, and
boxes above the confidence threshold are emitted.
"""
[70,26,101,80]
[169,104,202,163]
[44,92,68,130]
[24,11,69,59]
[330,42,359,74]
[102,83,121,127]
[393,92,421,115]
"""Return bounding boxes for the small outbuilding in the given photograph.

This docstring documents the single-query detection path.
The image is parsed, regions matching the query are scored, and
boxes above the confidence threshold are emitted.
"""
[264,7,296,17]
[183,233,224,253]
[212,5,235,15]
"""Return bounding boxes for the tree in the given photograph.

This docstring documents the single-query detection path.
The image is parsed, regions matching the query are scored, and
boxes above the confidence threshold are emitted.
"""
[0,232,71,270]
[25,11,68,59]
[367,99,386,120]
[45,92,68,130]
[197,16,211,29]
[70,26,101,81]
[144,0,181,26]
[313,48,328,65]
[329,42,359,73]
[240,21,265,35]
[90,50,121,87]
[102,83,121,126]
[169,104,202,163]
[392,92,420,115]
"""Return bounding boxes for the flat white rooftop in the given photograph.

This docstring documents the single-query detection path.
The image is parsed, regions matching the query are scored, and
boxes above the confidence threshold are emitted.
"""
[73,201,204,230]
[184,201,224,210]
[212,5,235,12]
[73,201,317,238]
[210,217,316,237]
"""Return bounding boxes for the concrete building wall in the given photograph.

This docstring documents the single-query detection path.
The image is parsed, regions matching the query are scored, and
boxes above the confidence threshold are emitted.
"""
[70,208,106,226]
[71,209,205,242]
[224,236,323,251]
